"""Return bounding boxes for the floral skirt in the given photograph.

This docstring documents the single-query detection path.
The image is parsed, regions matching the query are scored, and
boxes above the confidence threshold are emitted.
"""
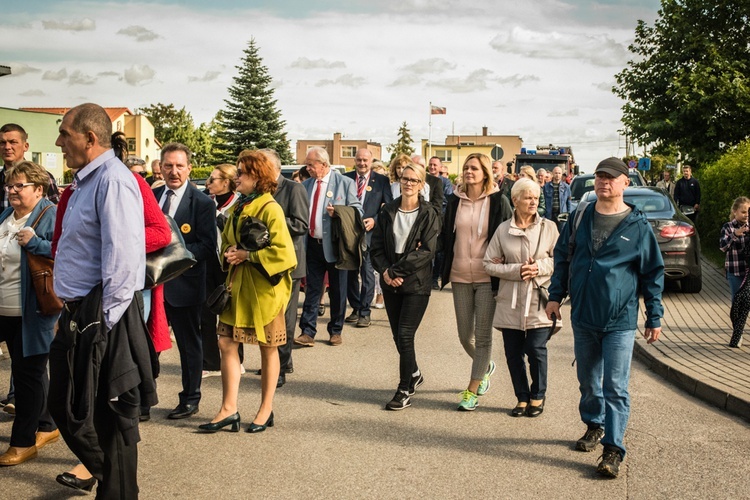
[217,310,286,347]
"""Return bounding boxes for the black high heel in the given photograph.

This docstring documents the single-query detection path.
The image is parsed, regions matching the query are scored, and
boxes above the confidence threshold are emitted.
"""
[56,472,97,492]
[526,397,546,418]
[198,413,241,433]
[246,412,274,433]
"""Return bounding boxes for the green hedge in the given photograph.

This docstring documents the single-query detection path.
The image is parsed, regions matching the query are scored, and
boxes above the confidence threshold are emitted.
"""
[190,166,213,179]
[696,139,750,253]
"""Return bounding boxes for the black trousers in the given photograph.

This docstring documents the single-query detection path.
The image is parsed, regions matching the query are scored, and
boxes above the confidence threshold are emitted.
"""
[48,306,139,499]
[279,278,301,371]
[0,315,56,448]
[382,292,429,392]
[165,303,203,406]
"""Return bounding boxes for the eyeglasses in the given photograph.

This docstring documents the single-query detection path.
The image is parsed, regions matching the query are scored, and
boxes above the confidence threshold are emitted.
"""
[400,177,421,185]
[136,171,147,178]
[207,176,222,184]
[3,182,34,193]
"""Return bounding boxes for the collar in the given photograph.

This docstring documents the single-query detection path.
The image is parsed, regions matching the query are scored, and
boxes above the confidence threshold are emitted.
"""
[74,149,116,185]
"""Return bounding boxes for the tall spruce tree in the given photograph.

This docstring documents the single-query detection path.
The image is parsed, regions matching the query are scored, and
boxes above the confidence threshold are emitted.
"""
[386,122,415,160]
[217,38,293,164]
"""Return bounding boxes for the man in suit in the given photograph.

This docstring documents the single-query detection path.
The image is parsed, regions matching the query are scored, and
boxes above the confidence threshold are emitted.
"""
[411,154,444,217]
[153,143,217,419]
[295,147,362,347]
[262,149,309,386]
[344,148,393,327]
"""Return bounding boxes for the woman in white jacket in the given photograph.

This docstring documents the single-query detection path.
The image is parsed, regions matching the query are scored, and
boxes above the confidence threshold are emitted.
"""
[483,178,559,417]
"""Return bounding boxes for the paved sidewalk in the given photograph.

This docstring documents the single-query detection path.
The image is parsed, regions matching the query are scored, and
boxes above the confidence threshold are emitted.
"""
[634,256,750,420]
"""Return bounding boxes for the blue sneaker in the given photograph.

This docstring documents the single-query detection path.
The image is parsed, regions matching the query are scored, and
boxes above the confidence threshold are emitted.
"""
[476,360,496,396]
[457,390,478,411]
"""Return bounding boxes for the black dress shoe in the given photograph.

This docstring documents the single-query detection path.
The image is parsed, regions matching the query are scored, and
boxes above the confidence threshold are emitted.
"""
[167,404,199,420]
[318,304,325,316]
[526,398,545,418]
[345,310,359,323]
[56,472,97,492]
[277,373,286,388]
[511,403,528,417]
[139,407,151,422]
[246,412,274,433]
[198,412,240,433]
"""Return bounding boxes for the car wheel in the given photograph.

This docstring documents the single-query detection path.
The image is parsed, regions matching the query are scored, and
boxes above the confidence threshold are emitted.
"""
[681,275,702,293]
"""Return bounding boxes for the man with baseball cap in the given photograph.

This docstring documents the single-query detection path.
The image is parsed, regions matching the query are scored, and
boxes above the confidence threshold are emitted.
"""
[545,157,664,478]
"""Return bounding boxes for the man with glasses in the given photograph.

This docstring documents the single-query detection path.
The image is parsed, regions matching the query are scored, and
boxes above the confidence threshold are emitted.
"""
[153,143,217,419]
[295,147,361,347]
[410,154,444,217]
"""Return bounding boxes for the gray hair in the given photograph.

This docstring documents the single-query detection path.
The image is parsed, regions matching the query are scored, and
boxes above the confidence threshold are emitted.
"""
[68,103,112,148]
[260,148,282,171]
[161,142,192,163]
[307,146,330,166]
[511,177,540,201]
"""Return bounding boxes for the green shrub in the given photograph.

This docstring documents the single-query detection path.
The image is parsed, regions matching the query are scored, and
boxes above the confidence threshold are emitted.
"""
[696,139,750,253]
[190,166,213,179]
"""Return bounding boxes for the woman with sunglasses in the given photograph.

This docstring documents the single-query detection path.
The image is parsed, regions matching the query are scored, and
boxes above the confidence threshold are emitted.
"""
[371,157,440,411]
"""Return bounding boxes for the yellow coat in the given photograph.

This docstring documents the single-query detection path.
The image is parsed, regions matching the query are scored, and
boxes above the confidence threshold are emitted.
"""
[219,193,296,342]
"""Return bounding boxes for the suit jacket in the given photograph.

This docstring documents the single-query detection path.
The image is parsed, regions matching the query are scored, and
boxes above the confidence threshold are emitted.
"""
[344,170,393,246]
[425,173,444,223]
[153,183,217,307]
[274,175,309,280]
[303,170,362,263]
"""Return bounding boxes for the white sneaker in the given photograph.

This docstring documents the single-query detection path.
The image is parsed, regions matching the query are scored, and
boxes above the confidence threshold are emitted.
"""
[201,370,221,379]
[240,364,246,375]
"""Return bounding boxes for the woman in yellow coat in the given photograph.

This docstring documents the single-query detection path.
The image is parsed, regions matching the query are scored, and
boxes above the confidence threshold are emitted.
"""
[199,150,296,434]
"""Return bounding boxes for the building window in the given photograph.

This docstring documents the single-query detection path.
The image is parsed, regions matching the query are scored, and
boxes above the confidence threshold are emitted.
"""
[127,138,136,152]
[341,146,357,158]
[32,152,41,164]
[435,149,452,162]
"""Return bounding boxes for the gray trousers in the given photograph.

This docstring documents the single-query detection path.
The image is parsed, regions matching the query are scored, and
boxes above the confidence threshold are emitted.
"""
[452,282,495,380]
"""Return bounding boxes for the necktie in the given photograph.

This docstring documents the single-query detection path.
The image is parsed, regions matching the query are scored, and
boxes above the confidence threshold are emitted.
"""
[309,180,322,237]
[162,190,175,215]
[357,175,366,199]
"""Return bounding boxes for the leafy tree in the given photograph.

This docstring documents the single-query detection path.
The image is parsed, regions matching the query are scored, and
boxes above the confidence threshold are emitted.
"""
[217,38,293,164]
[386,122,415,160]
[614,0,750,166]
[137,103,197,149]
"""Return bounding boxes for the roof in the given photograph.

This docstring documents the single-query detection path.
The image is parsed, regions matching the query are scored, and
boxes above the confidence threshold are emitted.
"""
[20,107,133,121]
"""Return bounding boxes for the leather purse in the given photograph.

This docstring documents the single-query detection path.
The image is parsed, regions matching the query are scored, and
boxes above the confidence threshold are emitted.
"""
[25,205,63,316]
[145,215,197,289]
[206,266,238,315]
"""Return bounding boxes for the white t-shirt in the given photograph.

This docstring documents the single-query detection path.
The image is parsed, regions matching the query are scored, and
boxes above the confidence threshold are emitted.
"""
[0,212,31,316]
[394,207,419,254]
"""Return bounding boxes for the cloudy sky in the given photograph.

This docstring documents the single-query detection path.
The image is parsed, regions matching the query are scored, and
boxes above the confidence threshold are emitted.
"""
[0,0,661,170]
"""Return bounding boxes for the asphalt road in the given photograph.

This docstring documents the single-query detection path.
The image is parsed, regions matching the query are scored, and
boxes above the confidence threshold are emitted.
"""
[1,287,749,499]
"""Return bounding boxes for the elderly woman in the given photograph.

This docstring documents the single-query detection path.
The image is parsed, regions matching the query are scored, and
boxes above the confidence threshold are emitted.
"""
[441,153,512,411]
[483,178,559,417]
[199,150,296,434]
[371,159,440,411]
[0,161,59,466]
[201,163,241,378]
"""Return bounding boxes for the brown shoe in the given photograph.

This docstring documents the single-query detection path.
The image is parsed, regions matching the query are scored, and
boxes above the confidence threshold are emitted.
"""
[35,429,60,449]
[294,334,315,347]
[329,334,342,346]
[0,446,38,466]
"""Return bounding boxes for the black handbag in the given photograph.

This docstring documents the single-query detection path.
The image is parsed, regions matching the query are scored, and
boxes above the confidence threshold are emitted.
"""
[206,266,238,315]
[238,217,270,252]
[145,215,197,288]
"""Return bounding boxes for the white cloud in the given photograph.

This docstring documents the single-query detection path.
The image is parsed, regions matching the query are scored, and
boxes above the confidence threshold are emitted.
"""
[124,65,156,86]
[8,63,41,76]
[117,25,159,42]
[98,71,121,78]
[188,71,221,83]
[290,57,346,69]
[68,70,96,85]
[315,74,365,88]
[548,109,580,117]
[595,81,614,92]
[42,18,95,31]
[400,58,456,75]
[489,26,629,67]
[427,69,493,93]
[42,68,68,81]
[496,74,540,87]
[19,89,45,97]
[389,74,422,87]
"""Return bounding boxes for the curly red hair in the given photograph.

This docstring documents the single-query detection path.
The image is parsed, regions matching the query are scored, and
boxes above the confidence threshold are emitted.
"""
[237,150,278,195]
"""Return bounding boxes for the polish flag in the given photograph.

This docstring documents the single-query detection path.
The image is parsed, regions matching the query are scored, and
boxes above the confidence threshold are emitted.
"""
[430,105,447,115]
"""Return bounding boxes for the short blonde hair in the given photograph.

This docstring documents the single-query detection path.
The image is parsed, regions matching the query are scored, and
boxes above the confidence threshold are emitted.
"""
[511,177,540,202]
[401,162,426,184]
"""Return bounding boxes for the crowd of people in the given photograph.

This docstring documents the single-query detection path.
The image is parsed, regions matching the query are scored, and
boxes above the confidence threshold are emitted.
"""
[7,102,722,495]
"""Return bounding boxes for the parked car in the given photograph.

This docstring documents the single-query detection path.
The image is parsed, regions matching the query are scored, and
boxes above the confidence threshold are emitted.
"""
[569,170,646,212]
[574,186,702,293]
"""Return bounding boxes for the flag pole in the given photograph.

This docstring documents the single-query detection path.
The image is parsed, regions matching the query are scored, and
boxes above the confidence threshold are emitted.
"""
[428,102,432,159]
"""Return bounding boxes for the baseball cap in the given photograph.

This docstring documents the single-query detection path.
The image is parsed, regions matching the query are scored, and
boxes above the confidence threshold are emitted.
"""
[594,157,628,178]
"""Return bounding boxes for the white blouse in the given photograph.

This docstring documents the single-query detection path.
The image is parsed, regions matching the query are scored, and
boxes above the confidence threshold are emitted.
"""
[393,207,419,254]
[0,212,31,316]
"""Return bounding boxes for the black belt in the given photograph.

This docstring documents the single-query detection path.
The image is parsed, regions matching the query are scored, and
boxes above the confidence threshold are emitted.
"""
[64,300,82,314]
[308,236,323,244]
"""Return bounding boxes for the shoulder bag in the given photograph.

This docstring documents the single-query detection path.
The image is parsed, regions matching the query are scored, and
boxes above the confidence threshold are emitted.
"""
[145,215,197,289]
[25,205,63,316]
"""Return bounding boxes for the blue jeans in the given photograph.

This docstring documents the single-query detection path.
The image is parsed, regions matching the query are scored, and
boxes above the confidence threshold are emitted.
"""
[573,326,636,458]
[728,274,745,301]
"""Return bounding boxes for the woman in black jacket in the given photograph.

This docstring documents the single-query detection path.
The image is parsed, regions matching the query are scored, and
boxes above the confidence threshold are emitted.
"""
[371,160,440,411]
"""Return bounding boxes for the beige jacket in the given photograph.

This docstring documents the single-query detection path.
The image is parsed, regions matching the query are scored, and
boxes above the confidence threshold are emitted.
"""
[483,214,559,331]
